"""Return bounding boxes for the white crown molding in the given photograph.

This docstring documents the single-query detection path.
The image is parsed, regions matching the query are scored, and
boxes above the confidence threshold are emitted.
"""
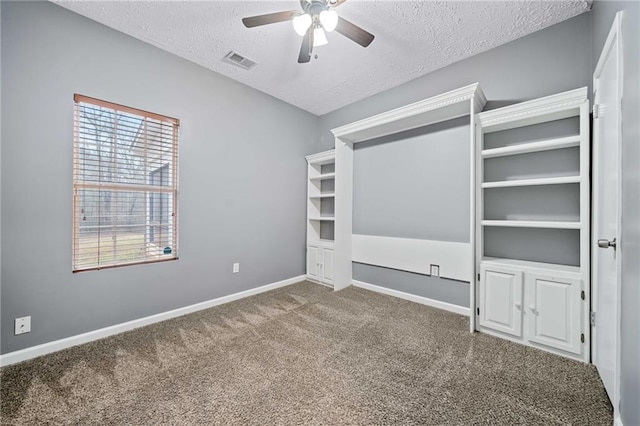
[352,280,470,317]
[305,149,335,164]
[0,275,306,367]
[477,87,588,129]
[332,83,486,143]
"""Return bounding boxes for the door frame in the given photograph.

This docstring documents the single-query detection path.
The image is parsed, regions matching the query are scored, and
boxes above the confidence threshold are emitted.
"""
[591,10,623,414]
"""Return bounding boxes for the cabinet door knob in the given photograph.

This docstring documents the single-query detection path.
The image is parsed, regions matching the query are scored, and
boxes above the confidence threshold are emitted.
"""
[529,305,537,314]
[515,303,521,310]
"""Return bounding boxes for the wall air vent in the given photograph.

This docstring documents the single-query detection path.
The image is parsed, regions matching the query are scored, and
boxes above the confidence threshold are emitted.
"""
[223,51,257,70]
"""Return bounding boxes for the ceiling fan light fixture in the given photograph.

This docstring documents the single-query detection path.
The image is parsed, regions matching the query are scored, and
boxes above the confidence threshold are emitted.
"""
[292,13,312,36]
[319,10,338,32]
[313,27,329,47]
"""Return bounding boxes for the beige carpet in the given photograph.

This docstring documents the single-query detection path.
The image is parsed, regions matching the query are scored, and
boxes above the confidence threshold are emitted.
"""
[0,281,612,425]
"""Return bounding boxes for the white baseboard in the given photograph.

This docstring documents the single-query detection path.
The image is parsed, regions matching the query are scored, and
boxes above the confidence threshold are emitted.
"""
[0,275,306,367]
[305,276,334,289]
[614,415,623,426]
[352,280,470,317]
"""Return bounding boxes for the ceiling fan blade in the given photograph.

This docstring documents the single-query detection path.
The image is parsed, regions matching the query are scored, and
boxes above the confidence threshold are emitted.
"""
[242,10,298,28]
[298,26,314,63]
[335,17,374,47]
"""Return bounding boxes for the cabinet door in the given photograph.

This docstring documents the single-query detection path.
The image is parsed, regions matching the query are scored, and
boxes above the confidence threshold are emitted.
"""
[480,264,523,337]
[321,247,334,285]
[527,273,582,355]
[306,245,320,280]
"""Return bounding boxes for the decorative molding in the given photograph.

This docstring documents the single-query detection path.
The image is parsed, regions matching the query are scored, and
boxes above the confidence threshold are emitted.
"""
[477,87,587,128]
[614,415,623,426]
[0,275,306,367]
[332,83,486,142]
[305,149,335,164]
[352,280,470,317]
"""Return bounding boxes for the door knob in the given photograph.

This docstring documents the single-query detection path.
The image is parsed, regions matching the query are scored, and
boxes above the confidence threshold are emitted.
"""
[597,238,617,249]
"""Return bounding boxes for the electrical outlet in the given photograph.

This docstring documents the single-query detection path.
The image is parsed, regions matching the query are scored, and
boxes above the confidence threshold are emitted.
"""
[233,263,240,274]
[430,264,440,277]
[15,316,31,335]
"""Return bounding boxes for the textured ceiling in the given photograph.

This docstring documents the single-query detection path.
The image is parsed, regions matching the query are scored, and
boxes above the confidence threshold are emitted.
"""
[53,0,591,116]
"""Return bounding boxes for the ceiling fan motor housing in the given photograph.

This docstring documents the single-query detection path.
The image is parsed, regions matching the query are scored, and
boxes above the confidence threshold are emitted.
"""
[304,1,330,16]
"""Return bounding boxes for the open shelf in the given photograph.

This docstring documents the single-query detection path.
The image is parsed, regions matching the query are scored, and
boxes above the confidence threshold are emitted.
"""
[481,135,580,158]
[484,184,579,222]
[481,220,580,229]
[481,176,580,188]
[482,257,581,274]
[309,193,335,199]
[309,217,335,222]
[309,173,335,182]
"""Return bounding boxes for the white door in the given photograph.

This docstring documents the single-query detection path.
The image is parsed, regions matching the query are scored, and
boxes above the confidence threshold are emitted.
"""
[306,245,321,281]
[321,247,334,285]
[479,264,523,337]
[527,273,582,355]
[592,12,623,407]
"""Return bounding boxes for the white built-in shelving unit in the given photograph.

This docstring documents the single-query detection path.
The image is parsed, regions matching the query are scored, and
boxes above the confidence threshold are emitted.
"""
[331,83,487,331]
[305,150,336,287]
[475,88,590,362]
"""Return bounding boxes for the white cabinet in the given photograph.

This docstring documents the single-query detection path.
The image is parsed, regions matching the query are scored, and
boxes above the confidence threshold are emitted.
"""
[480,264,523,337]
[478,259,585,360]
[321,247,334,285]
[306,244,333,286]
[306,150,335,288]
[475,88,590,362]
[306,245,321,281]
[527,273,582,355]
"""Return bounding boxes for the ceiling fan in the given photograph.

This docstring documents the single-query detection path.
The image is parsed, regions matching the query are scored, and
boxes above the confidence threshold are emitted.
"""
[242,0,375,64]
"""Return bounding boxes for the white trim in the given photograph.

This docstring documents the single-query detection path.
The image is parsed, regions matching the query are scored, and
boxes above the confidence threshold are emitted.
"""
[333,139,353,290]
[478,324,586,363]
[0,275,306,367]
[477,87,587,132]
[469,99,477,332]
[352,234,472,283]
[305,276,333,289]
[352,280,470,317]
[332,83,486,143]
[305,149,335,165]
[614,415,624,426]
[592,10,624,417]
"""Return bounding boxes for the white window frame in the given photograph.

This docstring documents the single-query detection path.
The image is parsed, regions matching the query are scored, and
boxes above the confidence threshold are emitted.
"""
[72,94,179,272]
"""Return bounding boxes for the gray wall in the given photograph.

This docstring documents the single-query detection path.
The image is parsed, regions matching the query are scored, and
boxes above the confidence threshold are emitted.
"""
[353,117,470,242]
[0,1,318,354]
[319,13,592,303]
[591,2,640,425]
[354,263,469,307]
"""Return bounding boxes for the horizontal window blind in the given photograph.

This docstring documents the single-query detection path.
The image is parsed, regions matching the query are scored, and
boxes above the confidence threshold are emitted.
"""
[73,94,179,271]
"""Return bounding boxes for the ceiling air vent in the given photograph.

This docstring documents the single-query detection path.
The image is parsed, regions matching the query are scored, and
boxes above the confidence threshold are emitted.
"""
[223,51,257,70]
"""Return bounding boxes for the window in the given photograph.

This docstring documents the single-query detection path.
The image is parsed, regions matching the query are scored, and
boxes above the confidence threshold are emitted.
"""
[73,94,179,271]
